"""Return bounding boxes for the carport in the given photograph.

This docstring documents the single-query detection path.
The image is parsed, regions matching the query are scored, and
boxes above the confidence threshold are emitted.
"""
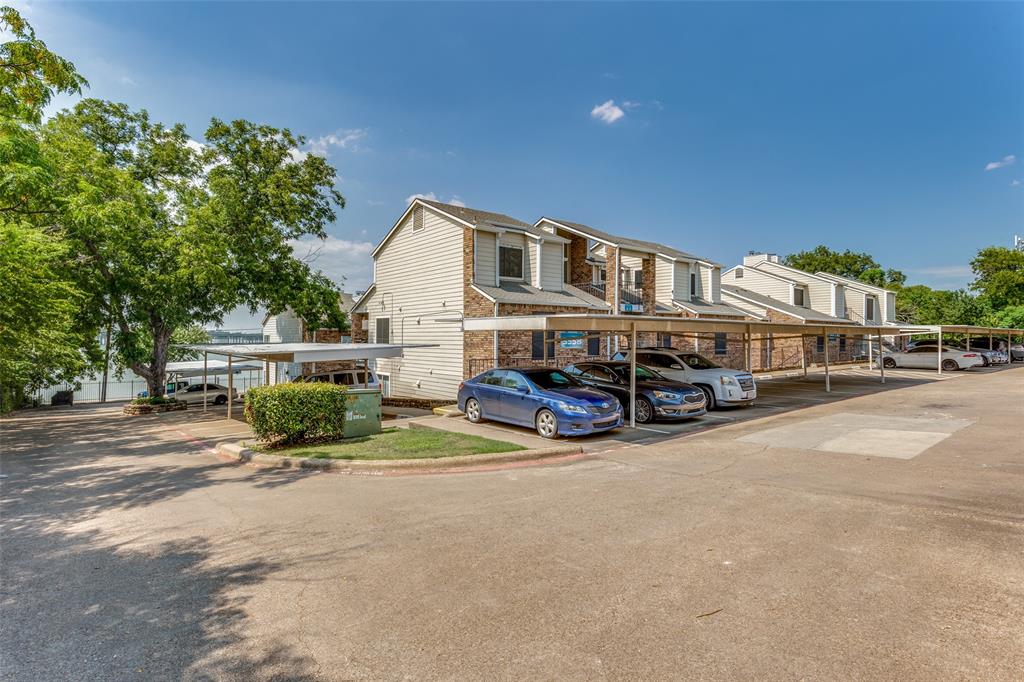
[463,314,920,427]
[888,325,1024,374]
[177,342,435,419]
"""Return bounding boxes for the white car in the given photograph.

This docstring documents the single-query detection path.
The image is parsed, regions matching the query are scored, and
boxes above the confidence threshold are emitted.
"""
[613,347,756,409]
[175,383,238,405]
[880,346,984,371]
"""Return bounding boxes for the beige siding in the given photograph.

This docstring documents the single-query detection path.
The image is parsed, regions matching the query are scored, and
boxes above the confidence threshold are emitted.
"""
[699,265,713,301]
[262,310,303,383]
[723,267,792,304]
[541,240,564,290]
[366,207,465,399]
[475,231,497,285]
[721,291,768,318]
[655,256,674,304]
[710,267,722,303]
[754,262,835,315]
[835,285,847,319]
[673,261,690,299]
[845,290,867,322]
[885,292,896,322]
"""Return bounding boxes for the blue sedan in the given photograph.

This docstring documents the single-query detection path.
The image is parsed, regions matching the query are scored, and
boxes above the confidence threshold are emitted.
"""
[457,367,623,439]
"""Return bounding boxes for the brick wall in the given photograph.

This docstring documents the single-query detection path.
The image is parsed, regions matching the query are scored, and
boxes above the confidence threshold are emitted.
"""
[350,312,368,343]
[604,246,618,309]
[641,257,656,313]
[568,234,591,286]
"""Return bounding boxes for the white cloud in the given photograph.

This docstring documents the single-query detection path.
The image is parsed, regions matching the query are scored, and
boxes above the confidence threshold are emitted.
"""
[591,100,625,124]
[1012,179,1021,187]
[405,192,465,207]
[118,75,138,86]
[985,154,1016,171]
[621,100,642,110]
[306,128,368,157]
[289,236,375,290]
[406,192,438,204]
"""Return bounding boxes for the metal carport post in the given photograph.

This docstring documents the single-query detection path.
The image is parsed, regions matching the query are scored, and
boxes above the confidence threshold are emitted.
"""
[629,322,637,429]
[937,326,943,375]
[823,327,831,392]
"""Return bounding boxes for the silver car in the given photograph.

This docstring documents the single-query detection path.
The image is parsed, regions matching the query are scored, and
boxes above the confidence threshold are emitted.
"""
[175,383,238,405]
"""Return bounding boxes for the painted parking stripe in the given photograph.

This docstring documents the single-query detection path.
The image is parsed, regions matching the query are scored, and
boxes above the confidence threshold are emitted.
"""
[631,426,673,434]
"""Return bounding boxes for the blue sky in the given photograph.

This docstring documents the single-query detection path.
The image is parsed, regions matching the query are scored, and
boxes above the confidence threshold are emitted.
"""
[14,1,1024,328]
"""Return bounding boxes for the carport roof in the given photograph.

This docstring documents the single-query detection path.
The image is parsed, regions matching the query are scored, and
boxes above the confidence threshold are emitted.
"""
[462,313,932,338]
[178,342,436,363]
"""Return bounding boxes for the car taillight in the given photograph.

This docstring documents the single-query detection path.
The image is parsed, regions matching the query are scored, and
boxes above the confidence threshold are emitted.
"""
[963,354,978,357]
[458,382,465,392]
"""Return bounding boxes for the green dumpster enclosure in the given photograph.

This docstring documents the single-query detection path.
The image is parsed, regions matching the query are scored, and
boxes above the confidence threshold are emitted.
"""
[344,389,382,438]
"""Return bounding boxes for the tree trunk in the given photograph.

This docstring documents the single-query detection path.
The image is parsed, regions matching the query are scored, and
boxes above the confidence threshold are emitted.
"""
[131,322,174,397]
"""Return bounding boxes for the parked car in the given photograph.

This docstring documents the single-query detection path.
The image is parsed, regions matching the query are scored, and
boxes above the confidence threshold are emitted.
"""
[299,367,380,390]
[906,339,1007,366]
[880,346,984,371]
[612,347,756,409]
[564,361,707,423]
[1013,343,1024,362]
[136,380,191,398]
[175,383,238,405]
[457,367,623,439]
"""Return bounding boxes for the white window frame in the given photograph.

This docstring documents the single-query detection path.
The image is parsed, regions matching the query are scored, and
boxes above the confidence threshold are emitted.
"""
[498,244,525,281]
[865,295,876,321]
[793,287,806,307]
[376,372,391,397]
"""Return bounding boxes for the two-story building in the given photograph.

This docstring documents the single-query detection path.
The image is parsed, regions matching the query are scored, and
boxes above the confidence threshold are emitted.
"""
[352,199,754,400]
[721,252,892,367]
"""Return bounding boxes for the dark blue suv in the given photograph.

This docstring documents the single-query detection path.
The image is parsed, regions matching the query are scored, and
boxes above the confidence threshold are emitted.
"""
[458,367,623,439]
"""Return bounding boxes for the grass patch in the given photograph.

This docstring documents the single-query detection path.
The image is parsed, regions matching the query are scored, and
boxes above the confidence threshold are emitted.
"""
[254,427,525,460]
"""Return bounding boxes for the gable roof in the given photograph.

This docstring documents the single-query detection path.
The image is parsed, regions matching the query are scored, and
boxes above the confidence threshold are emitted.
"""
[747,259,837,285]
[721,284,855,324]
[724,263,799,285]
[814,272,895,296]
[420,198,531,230]
[372,198,548,258]
[671,297,752,319]
[537,217,716,265]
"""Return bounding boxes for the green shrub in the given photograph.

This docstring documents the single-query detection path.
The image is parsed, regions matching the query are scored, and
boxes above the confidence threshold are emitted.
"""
[132,396,177,405]
[245,382,347,445]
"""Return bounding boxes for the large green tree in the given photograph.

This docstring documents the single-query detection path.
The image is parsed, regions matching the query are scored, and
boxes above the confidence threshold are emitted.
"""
[784,245,906,288]
[0,7,96,409]
[41,100,346,396]
[970,246,1024,310]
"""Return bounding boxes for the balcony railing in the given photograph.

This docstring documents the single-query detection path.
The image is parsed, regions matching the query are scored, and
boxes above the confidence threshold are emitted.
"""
[467,355,607,377]
[570,281,644,308]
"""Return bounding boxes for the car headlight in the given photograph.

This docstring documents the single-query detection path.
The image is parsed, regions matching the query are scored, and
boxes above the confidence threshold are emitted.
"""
[720,376,738,386]
[652,390,680,401]
[556,401,588,414]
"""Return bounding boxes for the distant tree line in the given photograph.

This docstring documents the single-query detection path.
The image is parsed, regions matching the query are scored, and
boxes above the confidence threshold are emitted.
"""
[784,245,1024,329]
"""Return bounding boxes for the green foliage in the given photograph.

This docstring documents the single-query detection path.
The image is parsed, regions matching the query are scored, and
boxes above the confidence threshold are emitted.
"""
[40,99,347,396]
[896,285,991,326]
[245,382,348,445]
[131,395,177,405]
[784,245,906,288]
[970,247,1024,310]
[985,304,1024,330]
[1,6,87,123]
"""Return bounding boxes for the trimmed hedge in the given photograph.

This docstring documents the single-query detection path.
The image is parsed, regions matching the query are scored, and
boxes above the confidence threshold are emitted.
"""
[131,396,178,405]
[245,382,347,445]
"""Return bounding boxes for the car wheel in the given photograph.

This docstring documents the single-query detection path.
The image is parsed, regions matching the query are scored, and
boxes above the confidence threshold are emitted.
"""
[465,398,483,423]
[214,395,227,405]
[882,357,897,368]
[697,385,716,411]
[535,408,559,439]
[633,397,654,424]
[941,359,959,372]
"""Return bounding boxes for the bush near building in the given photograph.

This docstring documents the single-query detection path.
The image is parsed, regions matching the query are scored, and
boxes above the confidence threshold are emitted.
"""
[245,383,347,446]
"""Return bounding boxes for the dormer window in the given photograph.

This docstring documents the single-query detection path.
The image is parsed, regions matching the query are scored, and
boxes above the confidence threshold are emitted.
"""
[499,245,524,280]
[735,267,744,279]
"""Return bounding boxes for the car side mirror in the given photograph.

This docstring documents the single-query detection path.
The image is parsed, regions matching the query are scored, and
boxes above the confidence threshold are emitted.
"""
[517,385,530,393]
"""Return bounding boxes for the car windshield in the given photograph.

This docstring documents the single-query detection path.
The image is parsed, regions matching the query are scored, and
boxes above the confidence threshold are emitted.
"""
[523,368,581,389]
[677,353,720,370]
[612,364,663,381]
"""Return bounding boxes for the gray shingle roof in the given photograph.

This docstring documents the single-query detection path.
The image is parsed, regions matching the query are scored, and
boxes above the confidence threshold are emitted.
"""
[721,285,855,324]
[420,199,532,230]
[472,282,611,309]
[544,218,712,263]
[671,297,752,319]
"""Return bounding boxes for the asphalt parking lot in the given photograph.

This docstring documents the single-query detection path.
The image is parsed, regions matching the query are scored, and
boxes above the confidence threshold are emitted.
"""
[2,365,1022,680]
[416,363,1019,452]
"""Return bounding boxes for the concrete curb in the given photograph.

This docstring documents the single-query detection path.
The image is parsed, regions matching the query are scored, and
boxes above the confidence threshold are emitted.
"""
[431,405,463,418]
[215,439,582,473]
